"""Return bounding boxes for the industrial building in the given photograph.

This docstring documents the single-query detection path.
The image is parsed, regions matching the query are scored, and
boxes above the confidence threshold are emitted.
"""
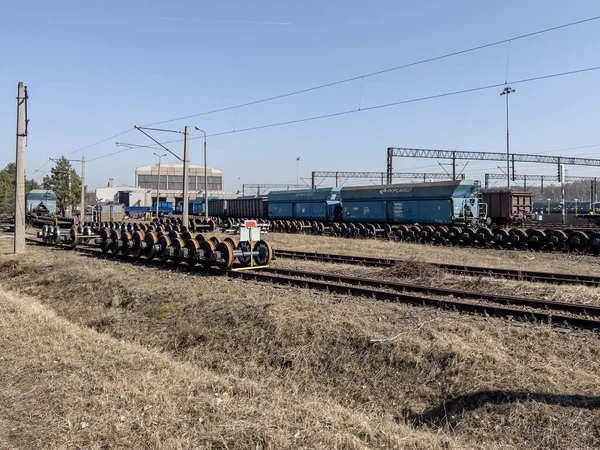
[95,163,224,206]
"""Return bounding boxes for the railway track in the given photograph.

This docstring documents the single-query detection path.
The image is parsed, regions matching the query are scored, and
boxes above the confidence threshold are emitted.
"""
[274,249,600,287]
[25,239,600,331]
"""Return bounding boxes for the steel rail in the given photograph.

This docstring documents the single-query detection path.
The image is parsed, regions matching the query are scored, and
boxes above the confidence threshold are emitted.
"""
[25,239,600,330]
[255,267,600,317]
[274,249,600,286]
[229,270,600,331]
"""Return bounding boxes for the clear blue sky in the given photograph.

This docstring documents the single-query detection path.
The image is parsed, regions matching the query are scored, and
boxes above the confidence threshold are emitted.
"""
[1,0,599,192]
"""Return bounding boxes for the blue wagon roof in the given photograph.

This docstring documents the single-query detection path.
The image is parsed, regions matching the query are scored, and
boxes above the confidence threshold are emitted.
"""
[341,180,479,200]
[26,190,57,201]
[268,187,341,202]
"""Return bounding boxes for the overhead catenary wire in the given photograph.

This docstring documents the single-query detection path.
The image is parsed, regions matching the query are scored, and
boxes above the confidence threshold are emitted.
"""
[141,65,600,146]
[49,14,600,171]
[142,14,600,127]
[83,65,600,164]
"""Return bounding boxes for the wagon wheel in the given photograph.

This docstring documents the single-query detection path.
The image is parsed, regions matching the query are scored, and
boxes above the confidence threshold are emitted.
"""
[408,225,421,242]
[420,225,435,243]
[157,235,172,262]
[526,229,547,251]
[69,226,79,248]
[216,241,235,271]
[567,230,588,253]
[170,238,185,265]
[382,223,392,238]
[195,233,206,243]
[492,228,510,247]
[100,228,111,253]
[433,226,449,245]
[460,227,476,246]
[475,227,493,246]
[447,226,462,245]
[509,228,527,248]
[121,231,133,255]
[395,225,409,241]
[131,230,145,258]
[588,232,600,254]
[237,241,252,266]
[200,240,217,268]
[143,231,158,259]
[224,237,239,249]
[209,236,221,247]
[254,240,273,266]
[184,238,201,266]
[52,226,62,245]
[317,222,326,235]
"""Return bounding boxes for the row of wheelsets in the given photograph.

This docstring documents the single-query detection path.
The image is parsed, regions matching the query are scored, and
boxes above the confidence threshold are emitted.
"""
[38,224,94,247]
[269,220,393,238]
[99,228,273,271]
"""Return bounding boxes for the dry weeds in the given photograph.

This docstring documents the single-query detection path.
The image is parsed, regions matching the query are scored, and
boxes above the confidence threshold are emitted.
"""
[271,257,600,307]
[2,238,600,449]
[254,231,600,276]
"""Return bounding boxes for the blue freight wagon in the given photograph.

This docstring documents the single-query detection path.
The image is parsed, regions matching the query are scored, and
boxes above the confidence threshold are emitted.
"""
[340,180,481,225]
[267,188,341,221]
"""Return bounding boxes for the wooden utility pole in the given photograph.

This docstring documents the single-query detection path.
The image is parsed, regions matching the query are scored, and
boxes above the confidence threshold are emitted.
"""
[14,82,26,254]
[80,156,85,223]
[182,126,190,228]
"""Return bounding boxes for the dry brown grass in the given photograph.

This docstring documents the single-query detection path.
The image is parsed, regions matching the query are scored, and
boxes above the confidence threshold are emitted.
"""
[2,238,600,449]
[254,231,600,276]
[270,257,600,307]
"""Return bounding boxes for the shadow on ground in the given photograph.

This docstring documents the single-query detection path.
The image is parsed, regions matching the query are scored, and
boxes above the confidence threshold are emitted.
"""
[405,390,600,427]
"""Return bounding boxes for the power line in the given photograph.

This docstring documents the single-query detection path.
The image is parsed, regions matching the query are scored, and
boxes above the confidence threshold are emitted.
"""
[83,65,600,164]
[49,14,600,171]
[143,14,600,127]
[33,128,134,177]
[142,65,600,147]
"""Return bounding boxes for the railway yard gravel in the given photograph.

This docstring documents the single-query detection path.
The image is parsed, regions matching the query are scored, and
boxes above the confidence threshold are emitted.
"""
[2,234,600,449]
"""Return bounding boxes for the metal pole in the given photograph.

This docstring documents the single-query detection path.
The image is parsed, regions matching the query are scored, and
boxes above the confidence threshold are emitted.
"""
[14,82,26,254]
[501,86,514,189]
[511,154,515,181]
[203,134,208,219]
[182,126,190,227]
[67,171,71,218]
[296,157,300,187]
[157,156,161,218]
[506,91,510,188]
[311,171,316,189]
[452,152,456,180]
[561,164,566,225]
[386,148,393,184]
[80,156,85,223]
[541,176,544,194]
[485,173,489,189]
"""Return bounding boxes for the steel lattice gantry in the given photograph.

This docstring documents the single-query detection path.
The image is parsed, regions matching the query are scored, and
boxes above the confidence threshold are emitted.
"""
[242,184,304,196]
[310,171,462,188]
[387,147,600,184]
[485,173,598,198]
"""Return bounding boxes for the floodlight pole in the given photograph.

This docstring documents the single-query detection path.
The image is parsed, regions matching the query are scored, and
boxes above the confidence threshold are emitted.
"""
[500,86,515,189]
[194,127,208,219]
